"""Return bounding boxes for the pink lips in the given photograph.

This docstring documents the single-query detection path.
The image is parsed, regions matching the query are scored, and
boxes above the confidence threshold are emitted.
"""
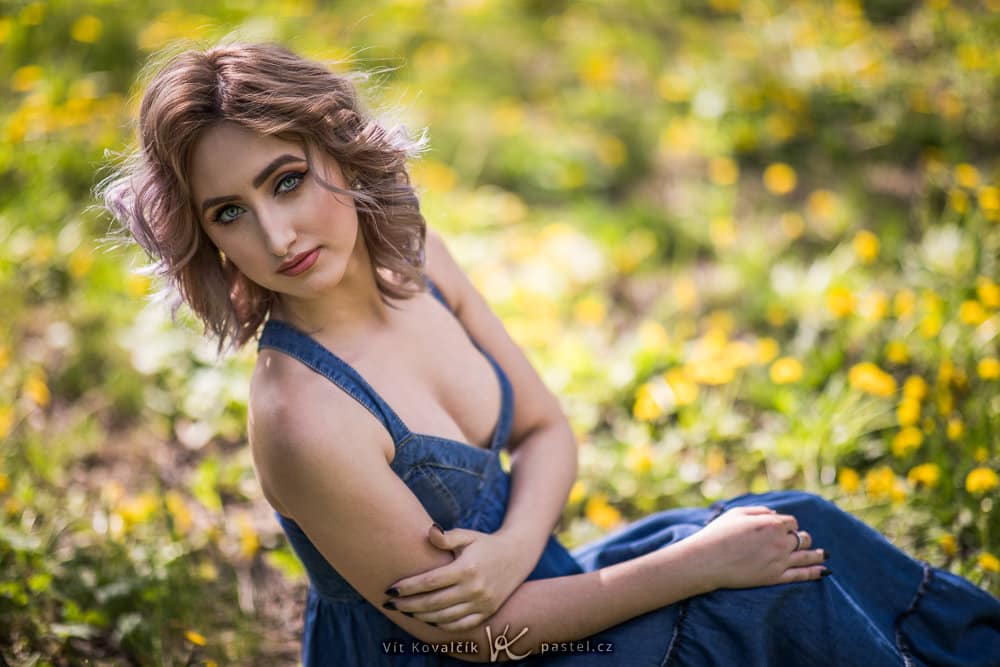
[276,248,320,276]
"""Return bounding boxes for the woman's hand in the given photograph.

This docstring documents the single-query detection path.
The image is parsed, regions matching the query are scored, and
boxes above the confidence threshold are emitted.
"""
[382,525,533,632]
[689,505,829,591]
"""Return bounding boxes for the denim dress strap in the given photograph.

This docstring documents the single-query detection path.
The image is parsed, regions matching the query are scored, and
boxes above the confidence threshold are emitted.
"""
[424,276,515,452]
[257,319,412,446]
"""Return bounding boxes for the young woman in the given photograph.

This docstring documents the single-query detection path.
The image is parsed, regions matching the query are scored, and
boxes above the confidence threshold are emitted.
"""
[102,42,1000,666]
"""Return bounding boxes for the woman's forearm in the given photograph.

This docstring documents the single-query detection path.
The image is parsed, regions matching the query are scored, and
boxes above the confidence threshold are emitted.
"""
[441,534,712,662]
[497,418,578,563]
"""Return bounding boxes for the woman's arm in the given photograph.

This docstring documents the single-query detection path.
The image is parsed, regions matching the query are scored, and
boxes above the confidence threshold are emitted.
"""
[251,366,827,663]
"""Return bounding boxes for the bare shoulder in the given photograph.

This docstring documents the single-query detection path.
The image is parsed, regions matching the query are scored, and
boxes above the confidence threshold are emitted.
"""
[247,348,393,516]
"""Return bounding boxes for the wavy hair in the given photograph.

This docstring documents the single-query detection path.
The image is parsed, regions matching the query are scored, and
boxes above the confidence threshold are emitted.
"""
[98,42,427,352]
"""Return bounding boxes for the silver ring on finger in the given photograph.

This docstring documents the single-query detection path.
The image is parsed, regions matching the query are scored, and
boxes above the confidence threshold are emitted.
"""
[789,529,803,551]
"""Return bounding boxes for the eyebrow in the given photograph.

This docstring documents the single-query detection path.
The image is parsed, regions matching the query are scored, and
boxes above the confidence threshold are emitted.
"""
[200,154,307,214]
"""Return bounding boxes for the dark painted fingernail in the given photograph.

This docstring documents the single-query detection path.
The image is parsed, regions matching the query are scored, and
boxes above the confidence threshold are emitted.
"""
[384,587,400,597]
[425,621,437,627]
[822,549,830,560]
[430,522,444,535]
[382,600,397,610]
[820,568,833,577]
[402,611,415,618]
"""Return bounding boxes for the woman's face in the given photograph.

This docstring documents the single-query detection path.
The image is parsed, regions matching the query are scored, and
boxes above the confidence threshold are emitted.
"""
[189,122,362,300]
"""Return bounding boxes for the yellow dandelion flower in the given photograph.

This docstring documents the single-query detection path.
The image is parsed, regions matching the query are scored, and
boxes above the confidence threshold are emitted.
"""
[165,491,193,535]
[763,162,797,195]
[708,156,739,185]
[0,472,8,494]
[965,467,999,495]
[939,534,958,557]
[71,15,103,43]
[779,212,805,240]
[664,368,699,405]
[568,480,586,504]
[826,286,856,318]
[949,188,969,213]
[24,373,50,407]
[979,553,1000,574]
[864,466,897,500]
[978,186,1000,213]
[852,230,880,263]
[633,383,665,422]
[411,160,457,192]
[769,357,804,384]
[891,427,923,457]
[894,289,916,318]
[185,630,207,646]
[907,463,941,489]
[585,494,623,530]
[0,406,14,440]
[947,418,964,441]
[672,276,698,311]
[959,300,988,326]
[978,357,1000,380]
[896,398,921,426]
[938,360,954,386]
[626,444,654,475]
[237,512,259,559]
[125,274,151,297]
[688,359,735,386]
[859,291,889,321]
[919,312,943,338]
[954,163,980,189]
[0,345,8,371]
[11,65,43,92]
[838,467,860,494]
[756,337,780,364]
[68,246,93,278]
[574,296,607,326]
[885,341,909,365]
[848,362,897,397]
[807,189,838,221]
[709,216,737,248]
[118,493,158,528]
[974,447,988,463]
[977,276,1000,308]
[903,375,927,401]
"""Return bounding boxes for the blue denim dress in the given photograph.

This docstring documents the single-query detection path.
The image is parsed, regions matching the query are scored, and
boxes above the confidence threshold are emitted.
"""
[257,281,1000,666]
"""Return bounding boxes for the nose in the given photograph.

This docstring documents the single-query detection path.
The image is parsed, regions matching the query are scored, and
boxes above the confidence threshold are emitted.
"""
[258,208,297,258]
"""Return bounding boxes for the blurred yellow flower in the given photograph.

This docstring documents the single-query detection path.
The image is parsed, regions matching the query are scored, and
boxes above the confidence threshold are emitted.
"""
[11,65,43,93]
[708,156,739,185]
[978,357,1000,380]
[891,427,923,457]
[71,15,103,43]
[24,373,50,407]
[664,368,699,405]
[919,312,942,338]
[706,448,726,475]
[848,362,897,397]
[185,630,207,646]
[946,418,964,441]
[118,493,158,529]
[763,162,797,195]
[626,444,654,475]
[779,212,805,240]
[657,72,692,102]
[688,359,735,386]
[954,163,980,189]
[0,406,14,440]
[568,480,586,505]
[165,491,193,535]
[859,291,889,321]
[68,246,93,278]
[21,2,44,25]
[0,344,8,370]
[893,289,916,318]
[585,494,622,530]
[852,230,880,263]
[978,186,999,213]
[756,337,780,364]
[838,467,860,494]
[939,534,958,557]
[974,447,989,463]
[979,553,1000,574]
[0,472,8,494]
[938,359,954,386]
[807,190,837,221]
[896,398,921,426]
[937,390,954,416]
[965,467,999,495]
[885,341,909,365]
[959,300,988,325]
[826,286,856,318]
[633,383,663,422]
[574,295,607,326]
[903,375,927,401]
[864,466,897,500]
[237,512,259,559]
[948,188,969,213]
[709,216,737,248]
[769,357,804,384]
[411,160,457,192]
[907,463,941,489]
[672,276,698,311]
[977,276,1000,308]
[125,274,151,297]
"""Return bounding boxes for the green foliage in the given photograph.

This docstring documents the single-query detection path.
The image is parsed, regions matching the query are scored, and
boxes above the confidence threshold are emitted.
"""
[1,0,999,663]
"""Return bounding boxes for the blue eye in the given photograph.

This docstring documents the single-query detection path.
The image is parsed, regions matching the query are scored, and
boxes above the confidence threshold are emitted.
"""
[276,172,305,194]
[214,204,243,224]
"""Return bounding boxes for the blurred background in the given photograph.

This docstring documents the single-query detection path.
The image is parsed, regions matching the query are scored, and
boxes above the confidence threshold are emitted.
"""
[1,0,999,664]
